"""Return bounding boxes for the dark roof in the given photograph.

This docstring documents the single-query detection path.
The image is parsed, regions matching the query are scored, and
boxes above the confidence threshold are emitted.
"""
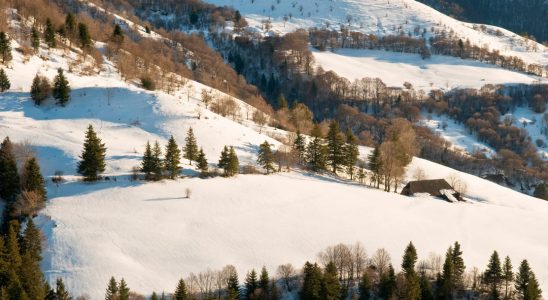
[401,179,453,197]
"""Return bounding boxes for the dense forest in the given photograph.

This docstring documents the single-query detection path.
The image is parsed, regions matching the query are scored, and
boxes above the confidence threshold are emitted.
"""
[417,0,548,43]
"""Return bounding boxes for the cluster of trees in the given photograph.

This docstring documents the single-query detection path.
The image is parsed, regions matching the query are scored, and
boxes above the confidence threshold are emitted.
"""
[31,68,71,105]
[95,241,542,300]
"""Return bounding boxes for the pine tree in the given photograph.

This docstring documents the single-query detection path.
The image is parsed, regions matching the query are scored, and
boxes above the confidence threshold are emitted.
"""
[440,246,455,299]
[502,256,513,299]
[183,127,198,165]
[0,32,12,64]
[0,137,20,201]
[515,260,542,300]
[118,278,130,300]
[64,13,76,38]
[6,220,22,269]
[196,148,208,177]
[451,241,465,290]
[402,242,418,276]
[322,262,341,300]
[368,146,382,188]
[326,120,344,173]
[151,292,159,300]
[300,262,323,300]
[245,269,259,299]
[526,273,542,300]
[31,74,51,105]
[306,124,326,172]
[77,125,107,181]
[484,251,503,300]
[402,242,420,300]
[358,271,372,300]
[258,141,275,174]
[141,141,154,180]
[343,129,359,179]
[228,147,239,176]
[31,27,40,51]
[0,68,9,92]
[20,250,46,300]
[151,141,164,180]
[53,68,70,105]
[259,266,270,297]
[111,24,124,45]
[22,218,42,261]
[174,278,189,300]
[227,270,240,300]
[105,276,118,300]
[293,130,306,164]
[78,23,92,50]
[277,94,288,109]
[218,146,230,173]
[379,264,397,300]
[164,135,181,179]
[21,157,47,201]
[44,19,56,48]
[55,278,70,300]
[419,271,434,300]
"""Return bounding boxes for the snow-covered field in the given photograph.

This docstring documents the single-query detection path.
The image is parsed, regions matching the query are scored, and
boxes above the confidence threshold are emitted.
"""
[205,0,547,66]
[1,20,548,300]
[312,48,547,91]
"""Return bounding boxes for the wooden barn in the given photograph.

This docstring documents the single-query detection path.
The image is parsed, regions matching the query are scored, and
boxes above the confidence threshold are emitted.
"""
[401,179,463,202]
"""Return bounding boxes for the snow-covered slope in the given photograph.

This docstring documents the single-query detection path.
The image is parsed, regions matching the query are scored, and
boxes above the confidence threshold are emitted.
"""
[1,25,548,300]
[206,0,547,66]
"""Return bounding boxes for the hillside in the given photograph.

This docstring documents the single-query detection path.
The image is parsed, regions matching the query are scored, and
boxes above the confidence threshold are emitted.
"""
[1,27,548,299]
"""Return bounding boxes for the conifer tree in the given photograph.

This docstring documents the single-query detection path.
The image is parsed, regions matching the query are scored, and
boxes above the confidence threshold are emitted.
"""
[6,220,22,268]
[22,218,42,262]
[44,19,56,48]
[218,146,230,173]
[322,262,341,300]
[118,278,130,300]
[419,271,434,300]
[30,74,51,105]
[151,292,158,300]
[183,128,198,165]
[440,246,455,299]
[227,270,240,300]
[368,146,382,188]
[64,13,76,39]
[402,242,421,300]
[0,137,20,201]
[112,24,124,45]
[152,141,164,180]
[174,278,189,300]
[451,241,465,290]
[293,130,306,164]
[258,141,275,174]
[358,271,371,300]
[55,278,70,300]
[326,120,345,173]
[306,124,326,172]
[277,94,288,109]
[228,147,239,176]
[105,276,118,300]
[300,262,323,300]
[164,135,181,179]
[31,27,40,51]
[78,23,92,50]
[196,148,208,177]
[21,157,47,201]
[53,68,71,105]
[484,251,503,300]
[245,269,259,299]
[379,264,396,300]
[0,68,9,92]
[141,141,154,180]
[20,250,46,300]
[343,129,359,179]
[503,256,513,299]
[0,32,12,64]
[515,260,542,300]
[259,266,270,296]
[77,125,107,181]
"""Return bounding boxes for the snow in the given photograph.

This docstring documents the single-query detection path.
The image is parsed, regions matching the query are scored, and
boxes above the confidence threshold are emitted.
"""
[503,107,548,160]
[312,48,547,91]
[2,15,548,300]
[204,0,548,66]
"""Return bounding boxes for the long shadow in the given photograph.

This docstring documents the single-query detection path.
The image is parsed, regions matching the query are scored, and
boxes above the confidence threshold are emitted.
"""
[46,174,145,199]
[144,196,187,202]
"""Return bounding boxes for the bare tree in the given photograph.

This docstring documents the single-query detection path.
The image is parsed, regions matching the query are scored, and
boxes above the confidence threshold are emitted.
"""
[276,263,296,292]
[372,248,391,277]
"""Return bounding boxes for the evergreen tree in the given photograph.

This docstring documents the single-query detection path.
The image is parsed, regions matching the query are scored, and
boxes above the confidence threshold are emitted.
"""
[300,262,323,300]
[451,241,465,290]
[440,246,455,299]
[277,94,288,109]
[105,276,118,300]
[245,269,259,299]
[293,130,306,164]
[183,127,198,165]
[118,278,130,300]
[306,124,326,172]
[419,271,434,300]
[402,242,418,275]
[228,147,239,176]
[502,256,513,299]
[0,137,20,201]
[358,271,372,300]
[65,13,76,35]
[218,146,230,173]
[151,292,159,300]
[526,273,542,300]
[259,266,270,296]
[174,278,189,300]
[533,183,548,200]
[164,135,181,179]
[227,270,240,300]
[368,146,382,188]
[321,262,341,300]
[402,242,421,300]
[21,157,47,201]
[30,74,51,105]
[343,129,359,179]
[31,27,40,51]
[151,141,164,180]
[484,251,503,300]
[55,278,70,300]
[257,141,275,174]
[196,148,208,177]
[77,125,107,181]
[0,32,12,64]
[515,260,542,300]
[0,68,9,92]
[44,19,56,48]
[21,218,42,261]
[141,141,154,180]
[6,220,22,269]
[326,120,344,173]
[111,24,124,45]
[379,264,397,300]
[53,68,71,105]
[19,250,46,300]
[78,23,92,50]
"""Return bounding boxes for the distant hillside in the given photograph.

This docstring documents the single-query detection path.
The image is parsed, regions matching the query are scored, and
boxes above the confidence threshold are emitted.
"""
[417,0,548,43]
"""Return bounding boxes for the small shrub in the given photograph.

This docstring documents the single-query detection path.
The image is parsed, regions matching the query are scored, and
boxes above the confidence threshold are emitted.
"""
[140,76,155,90]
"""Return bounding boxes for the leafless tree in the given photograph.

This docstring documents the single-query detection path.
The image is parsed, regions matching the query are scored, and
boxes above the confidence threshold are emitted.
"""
[276,263,296,292]
[372,248,391,277]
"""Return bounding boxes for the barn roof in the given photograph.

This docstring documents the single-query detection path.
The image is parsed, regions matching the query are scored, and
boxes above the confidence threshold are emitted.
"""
[401,179,453,197]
